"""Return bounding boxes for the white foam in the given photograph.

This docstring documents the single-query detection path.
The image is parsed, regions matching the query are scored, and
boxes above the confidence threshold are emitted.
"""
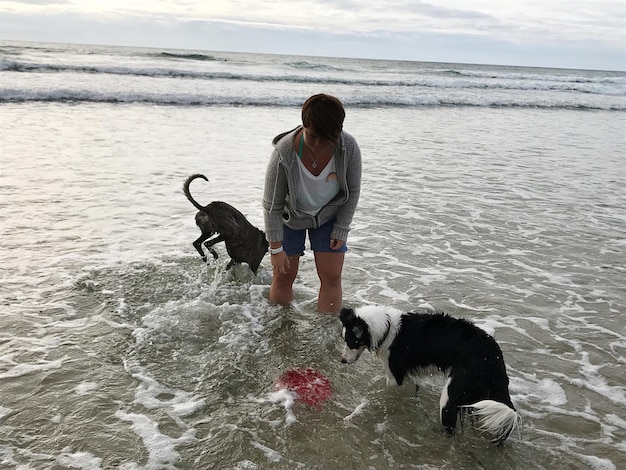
[0,406,12,420]
[124,360,205,421]
[131,297,214,346]
[74,382,98,395]
[512,376,567,407]
[0,355,66,379]
[257,389,298,426]
[473,317,497,336]
[481,313,543,342]
[604,413,626,430]
[579,454,617,470]
[217,304,268,354]
[233,460,260,470]
[250,441,282,463]
[447,298,497,312]
[116,410,196,468]
[116,298,130,317]
[113,360,203,468]
[343,399,369,422]
[378,279,410,302]
[568,351,626,406]
[56,448,102,470]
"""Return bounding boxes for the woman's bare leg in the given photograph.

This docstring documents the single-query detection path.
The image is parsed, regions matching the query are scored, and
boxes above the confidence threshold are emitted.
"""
[269,255,300,306]
[314,251,345,313]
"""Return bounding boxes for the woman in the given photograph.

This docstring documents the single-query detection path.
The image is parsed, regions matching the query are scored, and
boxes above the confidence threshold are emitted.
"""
[262,94,362,313]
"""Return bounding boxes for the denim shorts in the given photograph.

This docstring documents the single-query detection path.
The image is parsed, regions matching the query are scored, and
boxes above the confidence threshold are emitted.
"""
[282,218,348,256]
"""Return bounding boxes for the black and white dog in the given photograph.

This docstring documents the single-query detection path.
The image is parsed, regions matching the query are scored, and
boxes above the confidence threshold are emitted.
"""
[340,305,521,445]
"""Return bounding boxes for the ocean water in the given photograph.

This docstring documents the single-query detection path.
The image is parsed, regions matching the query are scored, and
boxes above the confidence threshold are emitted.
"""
[1,40,625,469]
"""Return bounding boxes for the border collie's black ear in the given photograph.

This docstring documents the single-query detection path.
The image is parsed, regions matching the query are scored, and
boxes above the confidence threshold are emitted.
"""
[352,324,365,340]
[339,307,355,324]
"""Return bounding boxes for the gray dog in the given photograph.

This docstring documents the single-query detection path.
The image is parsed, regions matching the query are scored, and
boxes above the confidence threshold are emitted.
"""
[183,174,268,274]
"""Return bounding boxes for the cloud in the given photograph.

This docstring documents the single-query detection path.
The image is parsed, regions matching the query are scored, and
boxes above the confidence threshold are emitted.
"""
[0,0,624,70]
[1,0,70,4]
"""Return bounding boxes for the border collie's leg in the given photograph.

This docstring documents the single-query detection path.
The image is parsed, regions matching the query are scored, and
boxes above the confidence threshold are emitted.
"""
[381,353,401,386]
[439,375,458,434]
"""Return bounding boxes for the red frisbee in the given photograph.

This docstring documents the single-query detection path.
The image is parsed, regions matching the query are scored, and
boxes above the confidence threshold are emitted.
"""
[275,368,332,407]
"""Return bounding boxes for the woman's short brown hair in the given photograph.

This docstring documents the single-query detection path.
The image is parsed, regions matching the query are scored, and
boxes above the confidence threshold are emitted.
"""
[301,94,345,142]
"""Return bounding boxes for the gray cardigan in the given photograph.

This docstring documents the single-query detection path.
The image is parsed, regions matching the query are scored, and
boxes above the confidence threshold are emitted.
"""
[262,126,362,244]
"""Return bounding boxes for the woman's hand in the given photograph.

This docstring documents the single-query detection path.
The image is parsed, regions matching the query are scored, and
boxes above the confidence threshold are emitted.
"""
[271,251,290,274]
[330,238,345,250]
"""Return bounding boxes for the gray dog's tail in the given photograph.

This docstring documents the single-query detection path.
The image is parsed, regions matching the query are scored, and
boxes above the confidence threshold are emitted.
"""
[183,174,209,211]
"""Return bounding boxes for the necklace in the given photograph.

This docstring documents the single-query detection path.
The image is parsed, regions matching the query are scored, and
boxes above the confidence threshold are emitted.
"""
[310,152,322,169]
[299,134,331,169]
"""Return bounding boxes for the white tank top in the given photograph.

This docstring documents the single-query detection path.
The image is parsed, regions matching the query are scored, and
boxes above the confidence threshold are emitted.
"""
[296,156,340,216]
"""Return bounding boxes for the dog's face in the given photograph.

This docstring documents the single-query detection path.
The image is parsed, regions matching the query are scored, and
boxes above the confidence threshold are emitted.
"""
[340,308,372,364]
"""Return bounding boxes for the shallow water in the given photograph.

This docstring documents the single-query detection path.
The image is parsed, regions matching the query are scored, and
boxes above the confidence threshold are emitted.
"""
[1,43,626,470]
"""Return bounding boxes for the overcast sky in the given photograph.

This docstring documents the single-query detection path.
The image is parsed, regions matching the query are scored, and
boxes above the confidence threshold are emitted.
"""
[1,0,624,70]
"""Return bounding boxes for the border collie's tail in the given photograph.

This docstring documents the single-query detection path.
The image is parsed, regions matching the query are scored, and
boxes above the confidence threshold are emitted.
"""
[461,400,522,445]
